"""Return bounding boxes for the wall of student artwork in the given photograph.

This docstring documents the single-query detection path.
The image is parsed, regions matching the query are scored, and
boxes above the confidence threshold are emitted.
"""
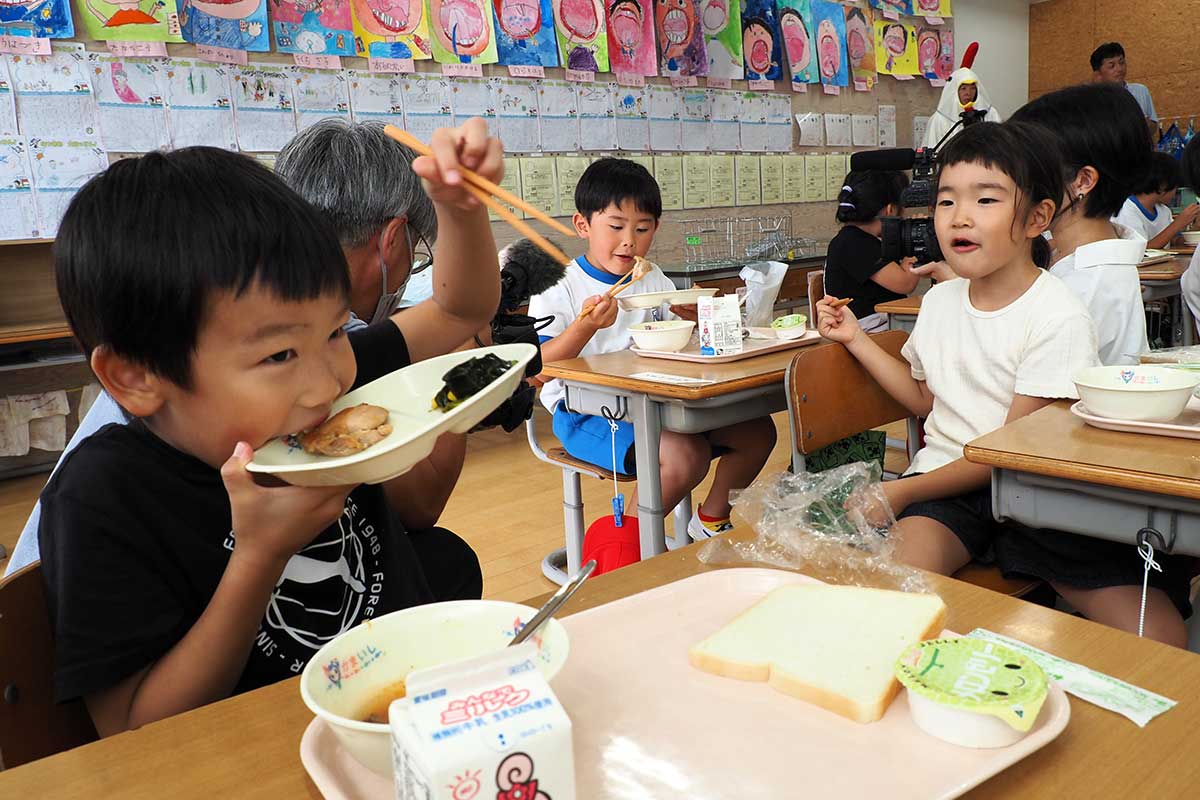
[811,1,845,87]
[494,0,560,67]
[269,0,355,57]
[77,0,184,44]
[740,0,781,82]
[351,0,433,59]
[2,0,75,38]
[551,0,607,71]
[180,0,271,52]
[701,0,741,80]
[656,0,705,77]
[605,0,654,76]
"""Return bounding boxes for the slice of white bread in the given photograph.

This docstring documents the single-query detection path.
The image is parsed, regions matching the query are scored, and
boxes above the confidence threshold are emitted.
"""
[688,584,947,724]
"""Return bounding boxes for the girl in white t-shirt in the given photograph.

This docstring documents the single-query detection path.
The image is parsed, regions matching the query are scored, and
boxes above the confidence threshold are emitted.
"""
[1112,152,1200,250]
[1180,137,1200,328]
[818,121,1191,646]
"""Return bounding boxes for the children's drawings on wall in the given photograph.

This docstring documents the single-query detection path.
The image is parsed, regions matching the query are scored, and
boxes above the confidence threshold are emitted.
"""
[656,0,705,78]
[351,0,432,58]
[428,0,499,64]
[844,4,873,89]
[551,0,607,72]
[0,136,39,240]
[231,66,296,151]
[777,0,812,86]
[493,0,559,67]
[29,138,107,237]
[605,0,654,77]
[89,53,170,151]
[292,67,350,128]
[9,46,98,140]
[270,0,355,56]
[163,58,237,149]
[874,17,915,75]
[919,25,951,80]
[868,0,910,16]
[1,0,74,40]
[913,0,950,17]
[77,0,184,43]
[740,0,781,82]
[180,0,271,51]
[811,1,845,87]
[700,0,740,80]
[0,60,17,135]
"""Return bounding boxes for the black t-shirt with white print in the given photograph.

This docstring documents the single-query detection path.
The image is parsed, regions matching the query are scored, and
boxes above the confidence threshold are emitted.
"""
[39,322,433,702]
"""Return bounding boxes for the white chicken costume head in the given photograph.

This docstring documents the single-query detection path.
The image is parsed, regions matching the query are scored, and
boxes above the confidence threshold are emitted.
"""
[924,41,1002,150]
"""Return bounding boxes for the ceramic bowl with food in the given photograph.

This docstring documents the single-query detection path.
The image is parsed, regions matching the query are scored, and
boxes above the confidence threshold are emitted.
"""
[1179,230,1200,245]
[617,287,719,311]
[300,600,569,776]
[248,343,536,486]
[628,320,696,352]
[1073,365,1200,422]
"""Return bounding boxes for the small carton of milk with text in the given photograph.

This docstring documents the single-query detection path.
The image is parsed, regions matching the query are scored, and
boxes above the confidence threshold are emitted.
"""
[391,643,575,800]
[697,294,743,356]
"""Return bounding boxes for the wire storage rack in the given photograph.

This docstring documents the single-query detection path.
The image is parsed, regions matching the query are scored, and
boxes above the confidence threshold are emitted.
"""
[677,215,822,268]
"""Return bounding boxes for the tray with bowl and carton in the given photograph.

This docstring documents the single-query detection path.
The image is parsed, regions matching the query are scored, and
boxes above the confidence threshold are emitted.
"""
[248,343,536,487]
[1070,364,1200,439]
[629,312,823,364]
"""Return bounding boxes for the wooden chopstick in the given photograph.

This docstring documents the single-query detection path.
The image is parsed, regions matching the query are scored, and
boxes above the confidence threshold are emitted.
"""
[470,188,571,266]
[383,125,576,240]
[575,268,648,321]
[829,297,854,309]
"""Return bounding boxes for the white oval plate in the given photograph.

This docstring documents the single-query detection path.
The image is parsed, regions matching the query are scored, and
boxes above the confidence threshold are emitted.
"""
[617,287,719,310]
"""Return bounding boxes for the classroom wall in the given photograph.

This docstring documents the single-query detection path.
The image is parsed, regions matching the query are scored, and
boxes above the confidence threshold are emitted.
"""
[1029,0,1198,125]
[950,0,1030,119]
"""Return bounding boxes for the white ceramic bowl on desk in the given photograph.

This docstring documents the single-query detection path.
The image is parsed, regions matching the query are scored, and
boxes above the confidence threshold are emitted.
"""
[1073,365,1200,423]
[628,320,696,352]
[1179,230,1200,245]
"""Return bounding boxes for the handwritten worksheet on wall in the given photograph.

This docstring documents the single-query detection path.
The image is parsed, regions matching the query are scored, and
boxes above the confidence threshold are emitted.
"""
[576,81,615,151]
[292,68,352,131]
[164,58,236,149]
[89,53,170,153]
[538,79,579,152]
[0,136,40,240]
[346,70,403,125]
[9,45,98,141]
[0,58,17,136]
[232,66,297,152]
[29,138,108,237]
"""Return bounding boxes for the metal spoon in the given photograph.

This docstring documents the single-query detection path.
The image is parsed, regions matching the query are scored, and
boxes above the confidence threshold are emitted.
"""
[509,559,596,647]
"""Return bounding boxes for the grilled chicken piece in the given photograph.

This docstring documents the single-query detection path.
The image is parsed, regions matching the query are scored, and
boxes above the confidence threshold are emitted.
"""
[298,404,392,457]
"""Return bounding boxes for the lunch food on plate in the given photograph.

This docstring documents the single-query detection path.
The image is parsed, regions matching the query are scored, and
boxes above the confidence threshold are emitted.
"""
[432,354,518,413]
[895,638,1049,749]
[770,313,807,330]
[688,584,947,723]
[295,403,392,457]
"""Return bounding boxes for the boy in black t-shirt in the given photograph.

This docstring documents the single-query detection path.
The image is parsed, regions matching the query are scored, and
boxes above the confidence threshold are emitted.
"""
[39,125,502,737]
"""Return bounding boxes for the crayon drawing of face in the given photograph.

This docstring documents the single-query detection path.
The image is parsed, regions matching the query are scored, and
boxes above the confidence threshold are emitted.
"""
[495,0,541,39]
[700,0,726,36]
[917,0,940,12]
[779,9,809,74]
[917,29,938,74]
[607,0,643,51]
[883,23,905,56]
[555,0,600,43]
[844,10,867,69]
[935,33,953,80]
[657,0,695,58]
[817,18,839,79]
[191,0,263,20]
[352,0,422,36]
[430,0,490,54]
[743,19,773,76]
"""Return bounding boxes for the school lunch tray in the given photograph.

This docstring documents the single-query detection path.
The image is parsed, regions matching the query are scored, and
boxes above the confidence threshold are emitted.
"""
[1071,396,1200,440]
[552,568,1070,800]
[630,329,822,363]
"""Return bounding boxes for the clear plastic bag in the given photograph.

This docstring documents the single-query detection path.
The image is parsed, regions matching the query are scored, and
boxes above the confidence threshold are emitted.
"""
[698,462,931,593]
[1139,345,1200,365]
[739,261,788,328]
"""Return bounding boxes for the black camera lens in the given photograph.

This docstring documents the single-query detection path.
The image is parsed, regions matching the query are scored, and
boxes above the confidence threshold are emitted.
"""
[880,216,945,265]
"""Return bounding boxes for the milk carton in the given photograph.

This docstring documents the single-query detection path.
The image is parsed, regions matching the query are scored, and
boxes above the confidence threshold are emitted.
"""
[391,643,575,800]
[697,294,743,356]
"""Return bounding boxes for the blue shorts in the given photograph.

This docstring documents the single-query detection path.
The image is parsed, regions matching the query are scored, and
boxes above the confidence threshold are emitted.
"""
[552,402,636,474]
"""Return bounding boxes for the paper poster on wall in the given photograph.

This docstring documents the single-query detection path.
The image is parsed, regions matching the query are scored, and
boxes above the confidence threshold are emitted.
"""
[795,110,822,146]
[912,114,928,149]
[489,155,523,219]
[402,73,453,143]
[427,0,499,64]
[494,0,560,67]
[760,154,782,204]
[165,58,237,148]
[539,78,579,151]
[270,0,354,57]
[823,111,849,146]
[347,69,403,123]
[844,4,874,89]
[647,84,681,151]
[89,53,170,152]
[913,0,950,17]
[495,76,541,151]
[825,151,847,199]
[851,113,876,147]
[351,0,432,59]
[878,102,896,146]
[868,0,910,15]
[740,0,781,81]
[292,68,351,130]
[555,154,589,209]
[613,85,648,150]
[765,93,791,151]
[708,152,733,205]
[78,0,184,44]
[180,0,271,51]
[680,88,710,151]
[10,46,98,141]
[450,76,495,129]
[519,156,558,215]
[874,18,916,75]
[552,0,608,72]
[811,1,846,88]
[606,0,655,76]
[654,154,683,210]
[576,81,615,149]
[783,153,804,203]
[701,0,741,80]
[0,137,39,240]
[232,66,296,151]
[933,27,952,80]
[734,154,761,205]
[802,152,824,202]
[29,138,107,237]
[656,0,706,77]
[0,60,17,136]
[1,0,73,39]
[738,92,767,152]
[682,153,709,208]
[709,87,739,151]
[777,0,815,87]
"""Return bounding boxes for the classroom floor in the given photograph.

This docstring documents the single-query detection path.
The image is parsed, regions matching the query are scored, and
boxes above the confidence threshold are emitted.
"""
[0,412,908,602]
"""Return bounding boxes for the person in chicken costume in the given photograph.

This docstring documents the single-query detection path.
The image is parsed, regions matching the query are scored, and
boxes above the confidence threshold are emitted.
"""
[922,42,1002,150]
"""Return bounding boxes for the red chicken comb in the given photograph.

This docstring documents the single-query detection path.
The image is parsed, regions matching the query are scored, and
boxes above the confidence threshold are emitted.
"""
[961,41,979,70]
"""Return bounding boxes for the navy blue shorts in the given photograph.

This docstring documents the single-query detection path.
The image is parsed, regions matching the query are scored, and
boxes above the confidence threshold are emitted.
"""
[551,402,728,476]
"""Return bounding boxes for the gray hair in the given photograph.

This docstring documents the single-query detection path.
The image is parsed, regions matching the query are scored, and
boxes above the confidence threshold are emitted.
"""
[275,119,438,250]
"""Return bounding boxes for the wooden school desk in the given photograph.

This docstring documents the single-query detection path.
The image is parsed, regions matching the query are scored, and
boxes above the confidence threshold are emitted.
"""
[876,294,922,333]
[964,401,1200,557]
[542,348,798,560]
[1139,255,1195,347]
[4,538,1200,799]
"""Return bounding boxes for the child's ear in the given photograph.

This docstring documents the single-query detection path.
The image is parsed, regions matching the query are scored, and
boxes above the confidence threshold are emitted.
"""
[1068,166,1101,203]
[90,346,166,419]
[1025,198,1057,240]
[572,212,590,239]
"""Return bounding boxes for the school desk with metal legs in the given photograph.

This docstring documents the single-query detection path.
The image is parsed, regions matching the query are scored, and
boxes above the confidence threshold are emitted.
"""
[876,295,922,334]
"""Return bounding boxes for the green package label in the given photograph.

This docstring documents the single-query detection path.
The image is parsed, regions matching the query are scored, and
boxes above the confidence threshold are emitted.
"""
[686,235,703,245]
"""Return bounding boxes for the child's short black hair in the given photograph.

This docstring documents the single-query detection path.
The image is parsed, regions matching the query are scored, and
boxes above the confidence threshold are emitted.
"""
[1090,42,1125,71]
[836,170,908,223]
[574,157,662,220]
[1010,82,1151,219]
[1137,151,1183,195]
[937,121,1066,268]
[56,147,350,389]
[1184,136,1200,191]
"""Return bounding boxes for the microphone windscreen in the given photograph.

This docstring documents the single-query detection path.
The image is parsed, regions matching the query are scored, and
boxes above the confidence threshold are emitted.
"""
[848,148,918,172]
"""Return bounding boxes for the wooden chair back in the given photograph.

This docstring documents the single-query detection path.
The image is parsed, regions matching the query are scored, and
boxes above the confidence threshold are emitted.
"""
[806,270,824,323]
[0,562,96,770]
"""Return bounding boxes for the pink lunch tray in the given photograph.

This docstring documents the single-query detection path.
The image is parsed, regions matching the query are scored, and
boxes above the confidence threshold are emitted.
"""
[299,568,1070,799]
[1071,398,1200,440]
[631,329,822,363]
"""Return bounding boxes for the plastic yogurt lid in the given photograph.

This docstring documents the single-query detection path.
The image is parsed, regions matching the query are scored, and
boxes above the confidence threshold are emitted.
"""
[771,314,807,329]
[895,638,1048,732]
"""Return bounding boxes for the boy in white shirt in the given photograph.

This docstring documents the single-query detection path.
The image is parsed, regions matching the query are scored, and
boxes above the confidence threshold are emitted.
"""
[818,121,1190,647]
[1012,82,1153,367]
[529,159,776,540]
[1179,136,1200,328]
[1112,152,1200,250]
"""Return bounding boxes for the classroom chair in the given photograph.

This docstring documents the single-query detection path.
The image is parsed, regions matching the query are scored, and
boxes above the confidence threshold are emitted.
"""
[0,562,96,769]
[785,331,1043,599]
[806,269,824,324]
[526,417,693,584]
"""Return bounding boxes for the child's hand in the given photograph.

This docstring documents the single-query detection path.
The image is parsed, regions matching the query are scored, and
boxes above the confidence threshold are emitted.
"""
[580,294,618,331]
[669,303,698,322]
[1179,203,1200,227]
[411,118,503,213]
[911,260,958,282]
[816,295,862,345]
[220,442,356,570]
[881,479,911,519]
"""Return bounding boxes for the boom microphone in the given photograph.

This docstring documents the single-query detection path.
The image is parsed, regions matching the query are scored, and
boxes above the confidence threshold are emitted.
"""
[849,147,918,172]
[498,238,569,314]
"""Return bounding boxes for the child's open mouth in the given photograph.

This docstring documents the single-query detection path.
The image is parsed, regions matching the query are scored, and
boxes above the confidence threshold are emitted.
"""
[951,237,979,253]
[613,253,635,264]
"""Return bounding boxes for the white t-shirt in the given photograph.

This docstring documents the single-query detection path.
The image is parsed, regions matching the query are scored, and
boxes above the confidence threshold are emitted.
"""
[529,256,677,412]
[1048,224,1148,366]
[902,273,1100,476]
[1181,247,1200,324]
[1112,196,1172,243]
[1126,82,1157,121]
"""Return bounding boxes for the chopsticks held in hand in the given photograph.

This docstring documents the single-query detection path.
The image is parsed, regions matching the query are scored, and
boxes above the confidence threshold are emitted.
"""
[383,125,574,266]
[576,258,651,321]
[828,297,853,310]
